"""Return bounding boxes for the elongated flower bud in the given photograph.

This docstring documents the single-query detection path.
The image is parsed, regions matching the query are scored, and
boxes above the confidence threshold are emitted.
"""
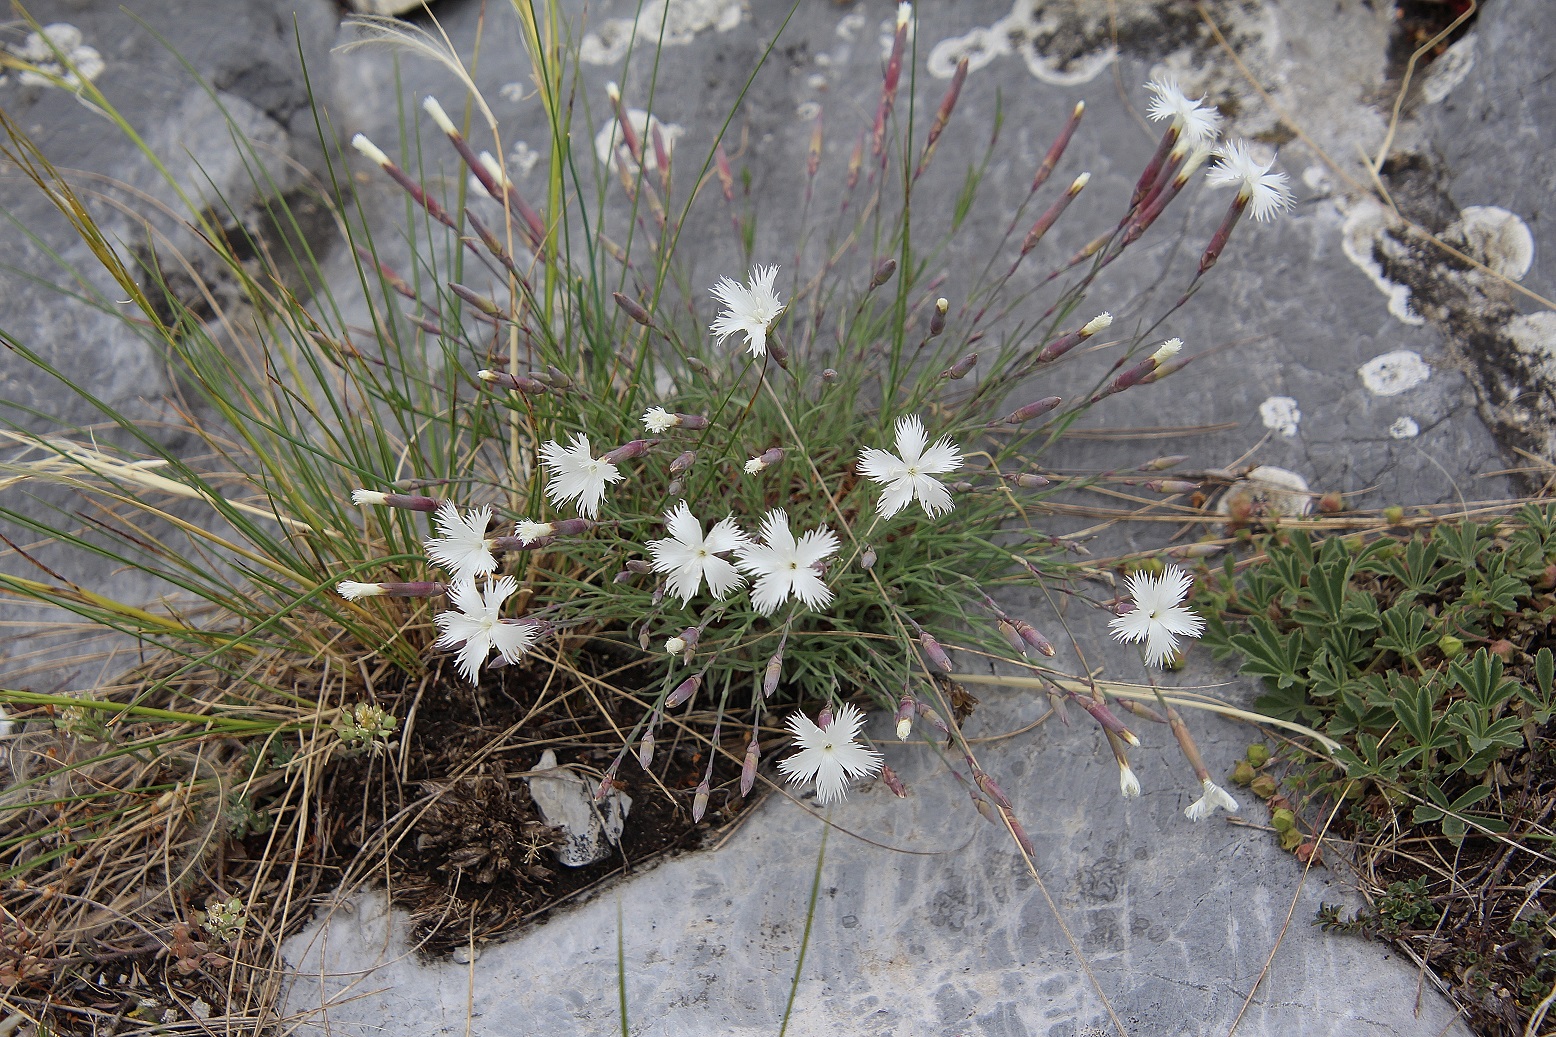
[692,779,710,822]
[1146,479,1200,494]
[1020,173,1088,255]
[916,702,951,736]
[1013,619,1055,657]
[613,291,653,326]
[919,630,953,673]
[350,489,442,512]
[998,619,1026,656]
[638,716,657,769]
[1031,100,1085,194]
[870,258,897,289]
[972,768,1013,810]
[1075,695,1141,746]
[915,56,968,179]
[1139,454,1188,472]
[337,580,446,601]
[449,283,502,318]
[880,764,908,798]
[1005,473,1051,490]
[763,632,787,698]
[859,546,877,570]
[740,735,760,797]
[941,352,978,380]
[669,450,697,476]
[1002,396,1063,425]
[601,438,655,464]
[478,370,548,395]
[666,674,701,708]
[594,761,620,802]
[1036,312,1111,364]
[816,704,834,730]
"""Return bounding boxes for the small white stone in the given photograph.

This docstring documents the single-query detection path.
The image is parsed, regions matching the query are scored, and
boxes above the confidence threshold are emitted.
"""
[1388,417,1420,439]
[1359,350,1431,397]
[1258,395,1301,438]
[523,749,632,867]
[451,944,481,964]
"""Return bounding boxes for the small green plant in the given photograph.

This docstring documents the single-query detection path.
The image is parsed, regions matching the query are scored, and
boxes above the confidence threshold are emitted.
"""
[1201,505,1556,842]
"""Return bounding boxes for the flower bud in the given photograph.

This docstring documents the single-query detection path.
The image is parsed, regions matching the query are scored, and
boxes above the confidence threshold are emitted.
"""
[763,634,787,698]
[1013,619,1055,657]
[664,636,686,655]
[638,722,656,769]
[692,779,710,822]
[602,439,655,465]
[669,450,697,476]
[1002,397,1063,424]
[478,370,548,395]
[998,620,1026,656]
[1139,454,1188,472]
[449,282,502,318]
[613,291,653,326]
[916,702,951,735]
[895,695,915,740]
[973,769,1013,811]
[678,414,709,431]
[1005,473,1051,490]
[351,133,392,167]
[941,352,978,380]
[1145,479,1200,494]
[678,626,700,652]
[870,258,897,289]
[351,489,443,512]
[816,704,834,730]
[880,764,908,798]
[821,368,839,382]
[919,631,953,673]
[860,546,877,570]
[929,298,949,337]
[740,736,760,797]
[422,95,459,137]
[594,762,620,802]
[684,356,714,378]
[666,674,701,707]
[744,447,785,474]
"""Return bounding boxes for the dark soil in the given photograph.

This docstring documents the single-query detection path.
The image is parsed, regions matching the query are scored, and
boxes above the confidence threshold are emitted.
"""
[318,637,757,956]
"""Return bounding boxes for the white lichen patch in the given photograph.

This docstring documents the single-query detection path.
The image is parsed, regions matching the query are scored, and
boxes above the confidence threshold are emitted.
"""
[1258,396,1301,438]
[593,109,684,174]
[1359,350,1431,397]
[579,0,742,66]
[1216,465,1313,521]
[1340,196,1425,326]
[926,0,1114,84]
[1447,206,1534,281]
[1505,311,1556,382]
[836,10,866,42]
[4,23,104,89]
[1422,34,1476,104]
[1388,416,1420,439]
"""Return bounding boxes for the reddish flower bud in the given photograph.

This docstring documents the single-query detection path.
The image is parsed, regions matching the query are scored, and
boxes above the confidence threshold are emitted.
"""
[929,297,948,337]
[601,438,656,464]
[666,674,701,708]
[941,352,978,380]
[870,258,897,289]
[692,779,710,822]
[880,764,908,798]
[740,736,760,797]
[613,291,653,326]
[669,450,697,475]
[919,631,953,673]
[1002,397,1063,424]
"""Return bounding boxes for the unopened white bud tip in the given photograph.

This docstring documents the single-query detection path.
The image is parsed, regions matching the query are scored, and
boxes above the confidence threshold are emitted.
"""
[421,96,458,136]
[896,2,913,29]
[606,81,621,103]
[1069,172,1090,192]
[350,133,391,167]
[896,718,912,741]
[351,489,388,506]
[665,636,686,655]
[1151,338,1183,365]
[1082,312,1113,335]
[337,580,384,601]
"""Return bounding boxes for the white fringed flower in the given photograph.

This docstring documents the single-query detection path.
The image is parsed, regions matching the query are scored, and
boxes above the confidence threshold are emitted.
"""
[776,703,884,805]
[1108,564,1205,667]
[1144,74,1222,144]
[642,407,679,433]
[433,576,540,683]
[540,433,623,518]
[648,502,749,604]
[710,265,784,357]
[424,503,498,582]
[857,415,963,519]
[1207,139,1294,222]
[736,510,839,615]
[1184,778,1240,821]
